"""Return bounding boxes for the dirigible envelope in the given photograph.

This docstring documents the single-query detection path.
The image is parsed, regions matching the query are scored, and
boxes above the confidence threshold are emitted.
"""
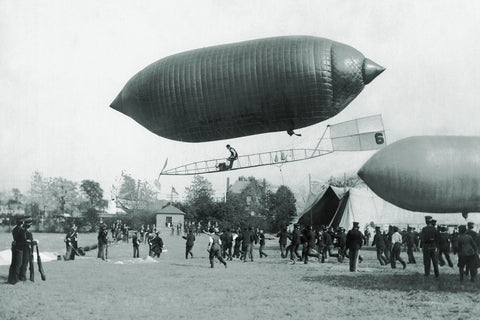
[358,136,480,213]
[111,36,385,142]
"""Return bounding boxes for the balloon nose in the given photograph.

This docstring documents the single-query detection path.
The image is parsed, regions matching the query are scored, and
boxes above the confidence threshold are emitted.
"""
[357,166,365,181]
[110,91,124,112]
[362,58,385,85]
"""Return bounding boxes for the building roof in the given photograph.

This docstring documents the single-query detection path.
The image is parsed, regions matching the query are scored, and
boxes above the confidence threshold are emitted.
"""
[156,204,185,215]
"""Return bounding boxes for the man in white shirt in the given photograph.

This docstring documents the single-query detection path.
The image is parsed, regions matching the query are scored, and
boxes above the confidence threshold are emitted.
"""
[206,228,227,268]
[390,226,406,269]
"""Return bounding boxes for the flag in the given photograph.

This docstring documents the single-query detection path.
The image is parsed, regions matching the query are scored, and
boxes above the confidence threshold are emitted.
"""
[171,187,178,195]
[329,114,386,151]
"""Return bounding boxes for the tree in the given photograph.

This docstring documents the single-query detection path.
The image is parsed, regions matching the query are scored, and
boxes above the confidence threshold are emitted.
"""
[46,177,81,216]
[114,171,156,214]
[7,188,23,205]
[269,185,297,232]
[80,180,106,230]
[29,172,81,216]
[184,175,215,223]
[220,192,249,228]
[80,180,104,208]
[29,171,49,214]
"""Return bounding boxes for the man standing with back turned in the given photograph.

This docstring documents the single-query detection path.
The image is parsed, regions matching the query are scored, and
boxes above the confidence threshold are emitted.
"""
[346,222,363,272]
[421,216,440,278]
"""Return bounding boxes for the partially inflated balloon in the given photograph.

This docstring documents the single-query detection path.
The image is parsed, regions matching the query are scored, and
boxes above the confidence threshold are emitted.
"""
[111,36,384,142]
[358,136,480,213]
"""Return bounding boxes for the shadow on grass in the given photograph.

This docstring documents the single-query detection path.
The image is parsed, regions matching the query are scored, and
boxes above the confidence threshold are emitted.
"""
[170,263,211,269]
[0,274,8,284]
[302,272,480,293]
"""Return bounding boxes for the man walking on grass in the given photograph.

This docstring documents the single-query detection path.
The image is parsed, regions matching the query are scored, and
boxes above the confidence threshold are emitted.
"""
[182,229,195,259]
[207,228,227,268]
[390,226,406,269]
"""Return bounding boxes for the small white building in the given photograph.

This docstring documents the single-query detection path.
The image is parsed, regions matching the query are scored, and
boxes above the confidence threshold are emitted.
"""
[155,205,185,233]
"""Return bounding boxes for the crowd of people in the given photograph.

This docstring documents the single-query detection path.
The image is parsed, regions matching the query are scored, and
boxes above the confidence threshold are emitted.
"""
[7,215,480,284]
[70,217,480,280]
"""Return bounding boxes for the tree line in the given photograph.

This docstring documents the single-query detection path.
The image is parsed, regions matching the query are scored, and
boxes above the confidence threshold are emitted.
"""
[1,171,297,233]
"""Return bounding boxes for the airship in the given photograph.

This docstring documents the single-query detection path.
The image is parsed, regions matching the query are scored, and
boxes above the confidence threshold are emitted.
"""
[357,136,480,214]
[110,36,384,142]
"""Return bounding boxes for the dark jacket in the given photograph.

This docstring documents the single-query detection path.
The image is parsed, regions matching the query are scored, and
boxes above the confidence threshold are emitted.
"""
[98,229,108,245]
[241,230,257,245]
[12,225,27,249]
[337,232,347,248]
[323,232,332,246]
[372,233,386,249]
[291,228,301,245]
[403,231,415,248]
[150,236,164,252]
[438,232,451,251]
[305,230,316,248]
[132,235,140,247]
[277,230,289,245]
[259,233,266,246]
[346,229,363,251]
[420,225,439,249]
[457,234,477,257]
[182,233,196,246]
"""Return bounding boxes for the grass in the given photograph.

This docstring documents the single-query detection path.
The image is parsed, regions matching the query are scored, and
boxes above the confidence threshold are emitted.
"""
[1,232,479,320]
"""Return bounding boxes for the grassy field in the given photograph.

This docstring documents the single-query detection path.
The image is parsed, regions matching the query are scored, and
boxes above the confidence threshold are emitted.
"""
[1,232,479,320]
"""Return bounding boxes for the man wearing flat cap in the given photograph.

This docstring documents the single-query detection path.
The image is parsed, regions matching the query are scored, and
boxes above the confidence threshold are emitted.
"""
[420,216,440,277]
[346,222,363,272]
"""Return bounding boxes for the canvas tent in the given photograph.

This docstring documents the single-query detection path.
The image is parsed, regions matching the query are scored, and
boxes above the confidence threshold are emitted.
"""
[297,186,347,227]
[298,186,480,230]
[335,187,480,230]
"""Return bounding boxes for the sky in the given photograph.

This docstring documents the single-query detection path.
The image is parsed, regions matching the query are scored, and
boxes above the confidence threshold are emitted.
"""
[1,0,480,205]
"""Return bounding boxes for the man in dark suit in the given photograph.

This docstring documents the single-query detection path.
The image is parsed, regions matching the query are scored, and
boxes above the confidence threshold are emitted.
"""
[222,228,233,260]
[302,225,320,264]
[149,232,164,258]
[182,229,195,259]
[346,222,363,272]
[404,227,416,264]
[241,227,257,262]
[438,225,453,268]
[372,226,389,265]
[8,217,25,284]
[287,224,302,264]
[466,222,479,253]
[18,217,34,282]
[65,224,78,261]
[277,227,289,258]
[457,225,478,282]
[420,216,440,277]
[97,224,109,261]
[132,232,140,258]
